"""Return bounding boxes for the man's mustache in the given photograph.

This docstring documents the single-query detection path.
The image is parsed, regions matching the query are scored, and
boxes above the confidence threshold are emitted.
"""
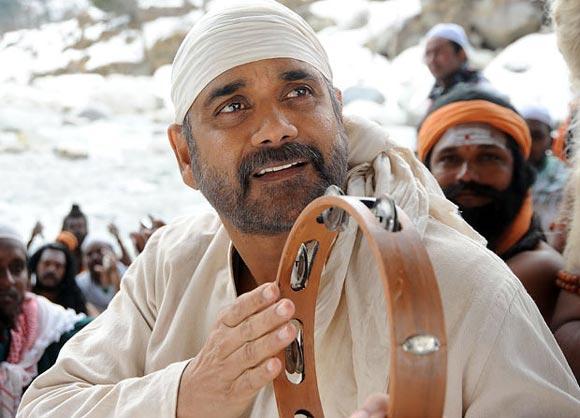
[40,272,59,281]
[442,181,503,202]
[237,142,325,194]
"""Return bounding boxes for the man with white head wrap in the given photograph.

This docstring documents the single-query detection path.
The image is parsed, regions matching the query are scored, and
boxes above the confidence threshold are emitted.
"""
[75,233,127,314]
[19,1,580,417]
[0,225,88,418]
[519,104,570,235]
[424,23,490,102]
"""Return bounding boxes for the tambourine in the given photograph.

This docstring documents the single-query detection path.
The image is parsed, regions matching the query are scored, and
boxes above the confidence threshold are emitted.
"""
[273,186,447,418]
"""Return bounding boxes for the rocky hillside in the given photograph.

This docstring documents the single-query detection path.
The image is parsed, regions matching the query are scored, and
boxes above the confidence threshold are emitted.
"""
[0,0,549,80]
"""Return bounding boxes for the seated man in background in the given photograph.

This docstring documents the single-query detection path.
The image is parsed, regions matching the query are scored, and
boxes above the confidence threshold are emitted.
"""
[418,85,564,322]
[424,23,489,102]
[519,104,569,236]
[0,225,88,418]
[29,242,88,315]
[75,235,126,314]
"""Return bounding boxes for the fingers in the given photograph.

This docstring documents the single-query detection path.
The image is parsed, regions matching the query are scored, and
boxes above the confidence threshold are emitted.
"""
[350,394,389,418]
[227,319,297,374]
[229,357,283,398]
[237,298,295,343]
[220,283,280,328]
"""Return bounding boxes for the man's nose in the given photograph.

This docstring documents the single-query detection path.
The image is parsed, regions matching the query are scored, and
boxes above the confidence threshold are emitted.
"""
[455,161,478,183]
[250,108,298,147]
[0,268,16,290]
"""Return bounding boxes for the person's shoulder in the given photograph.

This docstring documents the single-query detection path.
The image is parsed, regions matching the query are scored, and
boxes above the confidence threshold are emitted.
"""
[132,208,226,280]
[547,154,570,176]
[507,241,564,280]
[424,217,518,290]
[75,271,90,289]
[143,209,222,254]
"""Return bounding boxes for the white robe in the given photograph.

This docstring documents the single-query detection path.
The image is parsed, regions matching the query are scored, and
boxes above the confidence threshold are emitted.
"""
[17,116,580,417]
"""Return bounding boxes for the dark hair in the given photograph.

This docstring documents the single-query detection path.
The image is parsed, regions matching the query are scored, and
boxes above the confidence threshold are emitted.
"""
[29,242,88,314]
[423,84,517,124]
[449,40,463,54]
[62,203,87,228]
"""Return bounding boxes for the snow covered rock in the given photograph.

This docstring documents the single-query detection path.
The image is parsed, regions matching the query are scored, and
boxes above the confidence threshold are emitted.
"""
[484,33,572,122]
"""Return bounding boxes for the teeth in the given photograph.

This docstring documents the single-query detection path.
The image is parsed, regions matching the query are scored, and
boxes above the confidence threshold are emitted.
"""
[257,161,300,176]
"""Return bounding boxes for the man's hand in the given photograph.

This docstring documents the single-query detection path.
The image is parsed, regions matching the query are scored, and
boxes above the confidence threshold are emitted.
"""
[349,394,389,418]
[108,222,120,239]
[176,282,297,418]
[31,221,44,237]
[93,248,121,290]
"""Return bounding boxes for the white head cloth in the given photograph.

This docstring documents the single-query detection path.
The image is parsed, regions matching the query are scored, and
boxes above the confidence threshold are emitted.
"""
[426,23,471,50]
[81,233,117,252]
[0,224,25,251]
[170,0,333,124]
[518,104,553,128]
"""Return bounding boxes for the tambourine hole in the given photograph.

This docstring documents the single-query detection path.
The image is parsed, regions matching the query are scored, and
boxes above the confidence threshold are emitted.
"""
[285,319,305,384]
[294,410,314,418]
[290,241,319,291]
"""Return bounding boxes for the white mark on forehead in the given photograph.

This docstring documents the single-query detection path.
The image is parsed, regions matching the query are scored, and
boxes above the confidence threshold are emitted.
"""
[438,122,508,150]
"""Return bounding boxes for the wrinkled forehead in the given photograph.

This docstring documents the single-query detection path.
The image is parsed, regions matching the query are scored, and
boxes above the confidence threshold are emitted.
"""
[435,122,509,152]
[195,58,324,108]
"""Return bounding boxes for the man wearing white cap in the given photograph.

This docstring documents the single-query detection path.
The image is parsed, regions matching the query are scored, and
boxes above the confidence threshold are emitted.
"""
[0,225,88,418]
[75,234,127,314]
[520,104,570,235]
[18,1,580,417]
[424,23,489,102]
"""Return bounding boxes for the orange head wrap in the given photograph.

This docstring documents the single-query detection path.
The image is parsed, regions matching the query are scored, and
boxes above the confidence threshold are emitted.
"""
[56,230,78,252]
[418,99,532,162]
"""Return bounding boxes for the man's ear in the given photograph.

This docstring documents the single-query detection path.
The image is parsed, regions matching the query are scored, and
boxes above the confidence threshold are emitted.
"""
[167,123,198,189]
[458,48,467,64]
[334,87,343,107]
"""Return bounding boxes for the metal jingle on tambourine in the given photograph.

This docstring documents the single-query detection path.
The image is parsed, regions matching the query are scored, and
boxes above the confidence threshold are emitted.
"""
[319,185,349,232]
[372,196,401,232]
[290,241,319,291]
[285,319,305,384]
[274,191,447,418]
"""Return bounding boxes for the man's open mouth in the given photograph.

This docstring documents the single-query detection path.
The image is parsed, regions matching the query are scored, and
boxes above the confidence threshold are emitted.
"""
[253,160,307,178]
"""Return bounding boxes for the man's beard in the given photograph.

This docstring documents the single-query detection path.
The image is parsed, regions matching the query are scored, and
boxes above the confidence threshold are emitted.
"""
[0,290,23,331]
[35,272,62,291]
[192,134,348,235]
[443,181,526,246]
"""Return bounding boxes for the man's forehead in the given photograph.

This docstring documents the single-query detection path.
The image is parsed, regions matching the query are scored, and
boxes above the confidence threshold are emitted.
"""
[0,239,26,260]
[435,123,509,152]
[425,37,451,51]
[41,248,66,261]
[197,59,322,102]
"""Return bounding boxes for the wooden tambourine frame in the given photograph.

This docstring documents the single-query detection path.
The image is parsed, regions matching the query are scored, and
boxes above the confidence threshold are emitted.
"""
[273,189,447,418]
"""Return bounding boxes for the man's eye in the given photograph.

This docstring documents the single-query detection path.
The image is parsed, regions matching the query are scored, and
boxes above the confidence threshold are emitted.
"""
[219,102,245,114]
[480,154,502,163]
[9,261,25,276]
[439,155,460,165]
[286,86,312,98]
